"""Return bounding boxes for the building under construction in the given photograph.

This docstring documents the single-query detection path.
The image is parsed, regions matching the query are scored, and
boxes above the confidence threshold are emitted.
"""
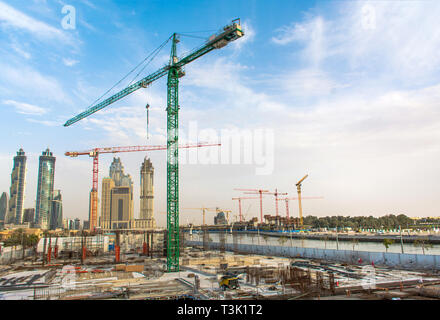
[0,227,440,301]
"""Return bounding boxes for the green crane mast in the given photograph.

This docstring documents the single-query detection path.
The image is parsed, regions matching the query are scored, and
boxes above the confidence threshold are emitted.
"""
[64,19,244,272]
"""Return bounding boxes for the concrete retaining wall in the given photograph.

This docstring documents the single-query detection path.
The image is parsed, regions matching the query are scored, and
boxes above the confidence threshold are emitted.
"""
[0,247,35,264]
[187,241,440,270]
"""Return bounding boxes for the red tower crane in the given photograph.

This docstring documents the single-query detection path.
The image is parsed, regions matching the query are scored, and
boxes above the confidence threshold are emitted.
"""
[234,189,269,224]
[231,197,259,222]
[277,197,324,219]
[262,189,288,217]
[65,143,220,231]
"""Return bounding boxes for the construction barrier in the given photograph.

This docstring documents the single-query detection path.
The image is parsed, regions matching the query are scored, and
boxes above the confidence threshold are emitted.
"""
[186,240,440,270]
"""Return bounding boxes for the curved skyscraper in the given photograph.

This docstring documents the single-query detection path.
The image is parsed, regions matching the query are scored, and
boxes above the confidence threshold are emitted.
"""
[6,148,26,225]
[35,148,55,230]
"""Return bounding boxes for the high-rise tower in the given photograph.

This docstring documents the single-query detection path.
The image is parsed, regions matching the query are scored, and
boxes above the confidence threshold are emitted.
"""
[109,157,133,188]
[50,190,63,230]
[104,158,134,230]
[7,149,27,225]
[35,148,55,229]
[0,192,8,225]
[140,157,156,228]
[100,178,115,229]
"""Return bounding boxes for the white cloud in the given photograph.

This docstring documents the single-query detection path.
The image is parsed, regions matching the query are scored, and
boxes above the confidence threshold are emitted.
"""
[80,0,97,9]
[272,16,325,68]
[0,1,67,41]
[10,42,31,59]
[3,99,48,115]
[231,20,255,52]
[0,63,68,103]
[272,1,440,84]
[63,58,79,67]
[26,118,59,126]
[281,68,348,97]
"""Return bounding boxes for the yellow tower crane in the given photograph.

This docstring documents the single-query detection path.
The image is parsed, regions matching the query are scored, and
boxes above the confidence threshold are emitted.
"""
[296,174,309,227]
[182,208,216,226]
[215,208,232,225]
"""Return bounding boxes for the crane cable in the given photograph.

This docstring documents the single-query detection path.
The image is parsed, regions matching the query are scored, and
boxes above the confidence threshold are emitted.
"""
[88,34,173,108]
[127,34,173,86]
[146,103,150,140]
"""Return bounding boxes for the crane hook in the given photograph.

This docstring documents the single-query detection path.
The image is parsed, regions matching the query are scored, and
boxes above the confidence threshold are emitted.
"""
[146,104,150,140]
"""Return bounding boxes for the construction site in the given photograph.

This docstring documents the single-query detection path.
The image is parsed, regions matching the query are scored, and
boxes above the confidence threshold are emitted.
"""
[1,11,440,305]
[0,228,440,301]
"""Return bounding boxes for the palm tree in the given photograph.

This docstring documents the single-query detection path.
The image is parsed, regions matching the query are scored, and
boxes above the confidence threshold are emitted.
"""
[278,236,288,246]
[262,234,269,246]
[323,235,329,249]
[414,237,433,255]
[383,239,394,253]
[351,239,359,251]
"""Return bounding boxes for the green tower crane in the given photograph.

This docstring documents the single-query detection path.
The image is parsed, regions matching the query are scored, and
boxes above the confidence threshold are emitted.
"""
[64,19,244,272]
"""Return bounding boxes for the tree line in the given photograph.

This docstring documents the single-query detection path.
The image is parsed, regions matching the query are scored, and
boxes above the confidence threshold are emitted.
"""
[303,214,415,230]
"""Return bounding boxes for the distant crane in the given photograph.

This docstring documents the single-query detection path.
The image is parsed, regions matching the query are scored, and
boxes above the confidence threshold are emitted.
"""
[234,189,270,224]
[277,196,324,219]
[64,19,244,272]
[231,197,259,222]
[182,207,217,226]
[65,143,220,231]
[264,189,288,217]
[215,208,232,225]
[296,175,309,226]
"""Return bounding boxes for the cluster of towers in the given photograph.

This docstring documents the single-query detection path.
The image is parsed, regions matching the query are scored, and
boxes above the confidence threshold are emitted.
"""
[98,157,156,230]
[0,148,62,230]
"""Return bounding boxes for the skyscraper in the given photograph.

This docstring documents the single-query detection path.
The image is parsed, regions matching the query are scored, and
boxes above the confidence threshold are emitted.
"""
[110,186,133,229]
[35,148,55,230]
[50,190,63,230]
[6,149,27,225]
[0,192,8,224]
[140,157,156,228]
[88,189,98,230]
[23,208,35,224]
[109,157,133,188]
[101,158,134,230]
[75,218,82,230]
[100,178,115,229]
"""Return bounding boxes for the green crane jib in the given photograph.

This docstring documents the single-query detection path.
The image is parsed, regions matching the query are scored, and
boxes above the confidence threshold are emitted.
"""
[64,20,244,272]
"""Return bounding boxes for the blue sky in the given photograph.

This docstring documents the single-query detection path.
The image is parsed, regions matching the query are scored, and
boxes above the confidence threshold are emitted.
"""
[1,0,440,226]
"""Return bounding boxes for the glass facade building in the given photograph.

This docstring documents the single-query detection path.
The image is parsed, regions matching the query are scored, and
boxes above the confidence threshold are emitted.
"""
[7,149,27,224]
[50,190,63,230]
[23,208,35,224]
[35,148,55,230]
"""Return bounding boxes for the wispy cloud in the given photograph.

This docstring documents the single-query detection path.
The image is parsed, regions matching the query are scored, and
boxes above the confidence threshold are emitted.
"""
[231,20,255,52]
[0,1,60,38]
[0,1,75,45]
[10,42,31,60]
[3,99,48,115]
[63,58,79,67]
[26,118,59,126]
[0,63,68,103]
[272,1,440,85]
